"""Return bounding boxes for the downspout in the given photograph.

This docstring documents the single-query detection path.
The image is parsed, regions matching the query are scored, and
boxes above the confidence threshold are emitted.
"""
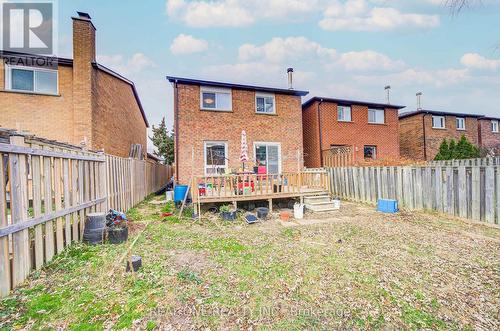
[422,113,427,161]
[174,80,180,183]
[317,99,324,167]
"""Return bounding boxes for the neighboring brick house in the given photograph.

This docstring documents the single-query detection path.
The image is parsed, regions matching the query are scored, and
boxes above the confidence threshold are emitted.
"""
[0,12,148,158]
[166,76,308,184]
[399,110,482,161]
[478,117,500,152]
[302,97,405,168]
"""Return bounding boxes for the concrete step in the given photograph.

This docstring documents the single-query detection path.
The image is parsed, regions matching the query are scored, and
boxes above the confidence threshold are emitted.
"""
[305,201,339,212]
[303,195,330,204]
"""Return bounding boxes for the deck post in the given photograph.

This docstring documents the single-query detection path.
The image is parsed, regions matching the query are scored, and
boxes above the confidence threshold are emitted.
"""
[232,201,237,210]
[268,198,273,213]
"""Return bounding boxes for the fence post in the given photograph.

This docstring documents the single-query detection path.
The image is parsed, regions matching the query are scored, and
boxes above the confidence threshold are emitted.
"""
[0,152,10,297]
[9,134,30,287]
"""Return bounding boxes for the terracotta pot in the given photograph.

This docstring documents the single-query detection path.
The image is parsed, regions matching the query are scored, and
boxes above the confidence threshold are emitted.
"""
[280,211,290,222]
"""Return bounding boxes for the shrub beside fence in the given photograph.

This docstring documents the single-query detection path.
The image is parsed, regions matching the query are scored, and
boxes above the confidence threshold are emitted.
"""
[0,133,172,297]
[327,165,500,225]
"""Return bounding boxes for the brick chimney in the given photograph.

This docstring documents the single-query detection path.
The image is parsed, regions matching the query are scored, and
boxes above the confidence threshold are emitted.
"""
[72,12,96,147]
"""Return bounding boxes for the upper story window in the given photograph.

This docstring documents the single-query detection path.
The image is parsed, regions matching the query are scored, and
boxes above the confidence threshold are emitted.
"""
[432,115,445,129]
[492,120,499,133]
[5,64,58,95]
[456,117,465,130]
[368,109,385,124]
[337,105,351,122]
[200,86,232,111]
[256,93,275,114]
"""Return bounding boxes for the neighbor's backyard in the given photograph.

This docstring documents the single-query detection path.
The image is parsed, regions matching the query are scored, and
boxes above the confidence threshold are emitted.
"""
[0,195,498,330]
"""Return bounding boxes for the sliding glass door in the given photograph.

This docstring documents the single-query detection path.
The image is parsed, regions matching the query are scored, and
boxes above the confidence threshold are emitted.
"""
[254,142,281,174]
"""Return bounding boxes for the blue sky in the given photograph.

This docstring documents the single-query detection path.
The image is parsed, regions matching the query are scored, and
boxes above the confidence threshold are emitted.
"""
[53,0,499,147]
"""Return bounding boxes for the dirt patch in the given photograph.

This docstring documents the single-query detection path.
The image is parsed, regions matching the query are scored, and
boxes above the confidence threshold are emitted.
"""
[169,250,213,273]
[127,221,146,236]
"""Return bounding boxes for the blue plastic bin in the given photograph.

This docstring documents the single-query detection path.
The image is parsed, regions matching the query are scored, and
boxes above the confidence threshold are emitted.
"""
[377,199,398,213]
[174,185,189,202]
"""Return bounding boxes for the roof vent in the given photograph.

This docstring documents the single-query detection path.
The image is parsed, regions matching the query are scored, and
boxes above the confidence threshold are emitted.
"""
[287,67,293,90]
[77,12,91,20]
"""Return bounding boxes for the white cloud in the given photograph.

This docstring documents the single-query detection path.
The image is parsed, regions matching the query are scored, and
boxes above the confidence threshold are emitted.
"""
[97,53,155,76]
[238,37,337,63]
[237,36,403,72]
[354,68,469,88]
[165,0,319,27]
[170,34,208,55]
[336,50,406,71]
[319,0,440,31]
[460,53,500,71]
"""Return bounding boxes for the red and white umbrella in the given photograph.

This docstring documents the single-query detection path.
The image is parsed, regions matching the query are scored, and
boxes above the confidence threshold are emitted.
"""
[240,130,249,163]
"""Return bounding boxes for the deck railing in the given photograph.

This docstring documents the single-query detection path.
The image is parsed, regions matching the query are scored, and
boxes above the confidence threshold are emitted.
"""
[192,170,329,201]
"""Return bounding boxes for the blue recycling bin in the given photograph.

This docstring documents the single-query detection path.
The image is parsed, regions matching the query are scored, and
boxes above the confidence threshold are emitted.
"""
[174,185,189,202]
[377,199,398,213]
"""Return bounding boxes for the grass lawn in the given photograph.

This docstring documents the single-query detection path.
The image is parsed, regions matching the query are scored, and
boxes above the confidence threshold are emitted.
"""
[1,195,499,330]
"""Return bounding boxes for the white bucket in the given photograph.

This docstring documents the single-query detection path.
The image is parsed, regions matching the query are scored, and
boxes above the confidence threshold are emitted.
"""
[332,198,341,210]
[166,191,173,201]
[293,203,304,219]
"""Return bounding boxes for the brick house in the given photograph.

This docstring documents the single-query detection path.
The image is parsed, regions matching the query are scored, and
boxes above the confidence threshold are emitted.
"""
[302,97,405,168]
[399,110,482,161]
[478,117,500,152]
[166,76,308,184]
[0,12,148,158]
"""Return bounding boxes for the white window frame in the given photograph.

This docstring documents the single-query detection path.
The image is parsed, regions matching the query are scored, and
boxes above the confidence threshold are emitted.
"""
[368,108,385,124]
[255,92,276,114]
[253,141,282,174]
[5,64,59,95]
[456,117,465,131]
[492,120,499,133]
[200,86,232,112]
[432,115,446,129]
[337,105,352,122]
[204,141,228,175]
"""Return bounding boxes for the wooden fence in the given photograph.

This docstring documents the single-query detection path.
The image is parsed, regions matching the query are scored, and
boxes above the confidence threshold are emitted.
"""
[0,134,172,297]
[428,157,500,167]
[327,165,500,225]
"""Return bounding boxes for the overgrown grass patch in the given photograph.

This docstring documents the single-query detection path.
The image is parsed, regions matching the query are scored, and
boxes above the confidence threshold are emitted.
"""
[1,197,498,330]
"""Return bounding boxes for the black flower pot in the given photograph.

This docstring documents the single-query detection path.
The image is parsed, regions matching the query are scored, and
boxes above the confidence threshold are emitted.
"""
[108,226,128,244]
[220,211,237,221]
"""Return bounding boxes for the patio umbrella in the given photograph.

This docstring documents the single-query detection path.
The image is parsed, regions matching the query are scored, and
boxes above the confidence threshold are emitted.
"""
[240,130,249,171]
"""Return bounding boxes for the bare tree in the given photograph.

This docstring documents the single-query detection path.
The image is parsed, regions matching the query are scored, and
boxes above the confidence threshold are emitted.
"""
[445,0,482,15]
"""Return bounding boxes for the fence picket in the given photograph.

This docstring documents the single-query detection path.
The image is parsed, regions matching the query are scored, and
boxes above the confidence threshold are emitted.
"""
[0,154,10,296]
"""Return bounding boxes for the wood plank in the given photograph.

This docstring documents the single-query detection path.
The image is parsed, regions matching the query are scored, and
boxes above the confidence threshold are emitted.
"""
[458,166,467,218]
[484,166,495,224]
[31,153,44,269]
[53,152,64,254]
[9,135,30,287]
[0,143,104,161]
[435,166,443,212]
[62,158,71,246]
[0,198,106,237]
[471,167,480,221]
[0,154,11,296]
[446,167,454,215]
[496,166,500,225]
[43,147,55,263]
[71,158,79,241]
[78,158,85,240]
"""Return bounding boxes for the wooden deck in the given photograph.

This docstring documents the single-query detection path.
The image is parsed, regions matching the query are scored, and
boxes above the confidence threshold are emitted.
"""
[192,171,330,205]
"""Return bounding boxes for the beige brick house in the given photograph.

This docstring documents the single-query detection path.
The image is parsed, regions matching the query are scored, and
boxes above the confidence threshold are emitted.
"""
[0,12,148,158]
[166,76,308,184]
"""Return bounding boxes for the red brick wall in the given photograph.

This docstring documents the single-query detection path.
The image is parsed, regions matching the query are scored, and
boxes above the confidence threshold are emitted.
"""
[424,115,479,160]
[478,118,500,150]
[302,100,400,166]
[93,70,147,157]
[399,114,425,160]
[399,114,480,161]
[302,102,321,168]
[175,84,304,184]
